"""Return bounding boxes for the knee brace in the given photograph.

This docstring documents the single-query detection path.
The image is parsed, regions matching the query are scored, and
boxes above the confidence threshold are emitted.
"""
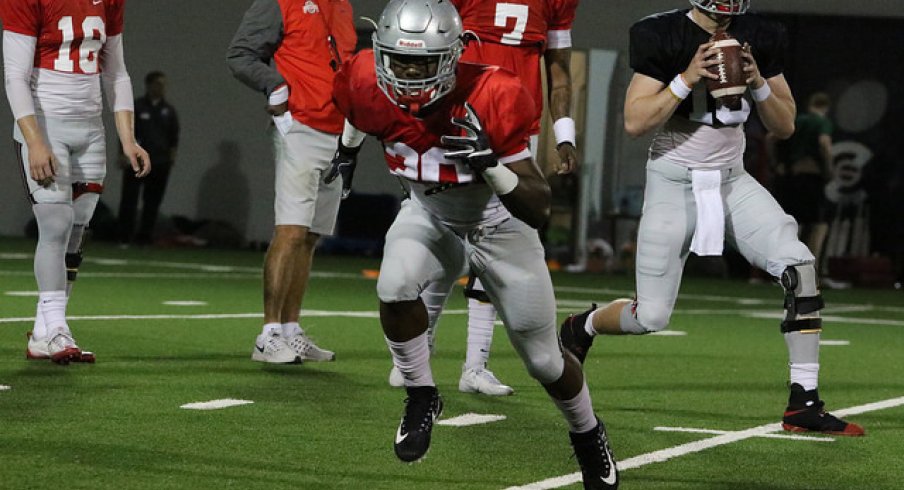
[72,182,103,225]
[780,264,824,334]
[463,273,491,303]
[65,251,83,283]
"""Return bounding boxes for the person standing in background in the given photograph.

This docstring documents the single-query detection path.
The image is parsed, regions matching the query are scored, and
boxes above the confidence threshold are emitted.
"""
[226,0,355,364]
[118,71,179,246]
[1,0,150,364]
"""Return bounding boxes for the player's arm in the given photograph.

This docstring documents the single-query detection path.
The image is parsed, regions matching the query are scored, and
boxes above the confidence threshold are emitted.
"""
[544,46,577,174]
[624,42,719,138]
[443,103,550,229]
[225,0,289,115]
[3,31,58,184]
[741,43,795,140]
[324,119,366,199]
[101,34,150,177]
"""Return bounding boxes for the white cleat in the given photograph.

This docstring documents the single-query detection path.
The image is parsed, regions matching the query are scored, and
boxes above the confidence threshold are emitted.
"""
[459,364,514,396]
[252,332,299,364]
[388,365,404,388]
[284,333,335,362]
[26,329,85,365]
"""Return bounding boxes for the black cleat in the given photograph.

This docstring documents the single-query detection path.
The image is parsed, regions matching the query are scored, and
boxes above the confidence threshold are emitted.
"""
[570,418,619,489]
[560,304,597,364]
[782,383,865,436]
[394,386,444,462]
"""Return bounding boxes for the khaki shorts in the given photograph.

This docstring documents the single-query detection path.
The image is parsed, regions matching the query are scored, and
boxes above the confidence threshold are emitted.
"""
[272,120,341,235]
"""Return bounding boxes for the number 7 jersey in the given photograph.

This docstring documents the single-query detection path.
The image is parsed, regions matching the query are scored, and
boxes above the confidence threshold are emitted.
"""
[0,0,126,118]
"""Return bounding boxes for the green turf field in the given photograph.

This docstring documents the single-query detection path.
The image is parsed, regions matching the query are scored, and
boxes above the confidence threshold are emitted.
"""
[1,237,902,489]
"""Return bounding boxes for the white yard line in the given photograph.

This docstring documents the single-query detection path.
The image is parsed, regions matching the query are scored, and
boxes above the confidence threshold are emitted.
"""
[653,426,835,442]
[438,413,507,427]
[0,309,472,324]
[180,399,254,410]
[504,396,904,490]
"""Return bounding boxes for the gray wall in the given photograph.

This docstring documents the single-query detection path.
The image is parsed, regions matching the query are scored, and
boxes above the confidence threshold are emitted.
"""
[1,0,902,241]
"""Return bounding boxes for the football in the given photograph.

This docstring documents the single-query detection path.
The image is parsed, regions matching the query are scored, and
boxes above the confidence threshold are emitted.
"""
[705,31,746,110]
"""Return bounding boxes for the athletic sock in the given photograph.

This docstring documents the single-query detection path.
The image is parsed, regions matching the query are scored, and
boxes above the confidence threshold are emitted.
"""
[789,362,820,392]
[281,322,303,337]
[261,322,282,336]
[465,298,495,369]
[385,332,434,387]
[37,291,68,337]
[583,309,599,337]
[552,382,597,433]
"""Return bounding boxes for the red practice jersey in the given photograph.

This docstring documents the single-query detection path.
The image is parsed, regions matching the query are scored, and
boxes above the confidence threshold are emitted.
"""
[452,0,577,134]
[0,0,124,74]
[333,50,535,185]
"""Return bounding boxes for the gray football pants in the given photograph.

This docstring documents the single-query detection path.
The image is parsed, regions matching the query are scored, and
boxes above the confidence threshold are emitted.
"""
[377,199,564,384]
[628,156,814,332]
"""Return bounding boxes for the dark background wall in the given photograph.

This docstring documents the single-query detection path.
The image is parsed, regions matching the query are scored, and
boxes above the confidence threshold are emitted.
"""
[1,0,902,244]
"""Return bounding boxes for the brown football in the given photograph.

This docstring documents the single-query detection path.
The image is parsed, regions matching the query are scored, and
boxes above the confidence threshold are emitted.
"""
[705,31,746,110]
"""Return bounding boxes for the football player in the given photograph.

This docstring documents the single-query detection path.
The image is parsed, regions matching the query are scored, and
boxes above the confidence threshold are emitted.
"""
[328,1,618,486]
[559,0,864,437]
[2,0,150,364]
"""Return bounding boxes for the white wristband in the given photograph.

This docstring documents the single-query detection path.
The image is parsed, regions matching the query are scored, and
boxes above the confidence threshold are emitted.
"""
[268,84,289,105]
[341,119,365,147]
[752,81,772,102]
[668,74,692,100]
[482,164,519,196]
[553,117,576,147]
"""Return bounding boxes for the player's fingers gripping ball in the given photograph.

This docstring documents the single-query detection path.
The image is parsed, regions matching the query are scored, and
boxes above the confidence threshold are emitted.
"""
[441,102,496,173]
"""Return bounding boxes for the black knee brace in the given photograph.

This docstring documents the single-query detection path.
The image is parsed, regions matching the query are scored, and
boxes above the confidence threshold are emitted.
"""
[780,266,824,333]
[463,273,491,303]
[65,251,83,282]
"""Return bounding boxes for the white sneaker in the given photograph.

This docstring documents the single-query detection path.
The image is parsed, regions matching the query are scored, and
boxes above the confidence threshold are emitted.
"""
[252,332,298,364]
[284,333,335,362]
[459,364,514,396]
[388,365,404,388]
[27,329,84,365]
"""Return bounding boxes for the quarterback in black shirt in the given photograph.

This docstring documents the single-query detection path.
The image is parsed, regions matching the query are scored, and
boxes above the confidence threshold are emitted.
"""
[559,0,865,438]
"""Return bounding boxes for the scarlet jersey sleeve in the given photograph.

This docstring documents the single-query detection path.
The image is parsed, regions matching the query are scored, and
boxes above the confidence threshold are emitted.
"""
[333,50,380,135]
[467,68,535,160]
[548,0,577,32]
[0,0,41,36]
[105,0,125,37]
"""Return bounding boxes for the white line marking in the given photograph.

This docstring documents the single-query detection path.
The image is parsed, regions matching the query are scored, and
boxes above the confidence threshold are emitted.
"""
[180,399,254,410]
[0,309,472,324]
[648,330,687,336]
[653,426,834,441]
[163,301,208,306]
[820,339,850,346]
[4,291,39,297]
[438,413,507,427]
[505,395,904,490]
[0,253,29,260]
[0,385,10,391]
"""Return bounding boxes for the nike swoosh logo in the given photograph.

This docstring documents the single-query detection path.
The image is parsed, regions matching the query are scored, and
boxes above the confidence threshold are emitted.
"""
[395,424,408,444]
[600,453,618,486]
[93,0,103,5]
[254,344,265,353]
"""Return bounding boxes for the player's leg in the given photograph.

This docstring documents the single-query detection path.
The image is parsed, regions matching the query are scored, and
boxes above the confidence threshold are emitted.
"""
[378,199,464,462]
[561,157,691,362]
[474,219,617,488]
[457,274,513,395]
[17,118,81,364]
[726,171,864,436]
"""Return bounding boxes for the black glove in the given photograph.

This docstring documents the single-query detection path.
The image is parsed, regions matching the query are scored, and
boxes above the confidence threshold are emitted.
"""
[324,141,361,200]
[441,102,497,173]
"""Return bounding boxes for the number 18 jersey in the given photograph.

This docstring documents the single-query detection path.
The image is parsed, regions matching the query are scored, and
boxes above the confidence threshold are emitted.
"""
[0,0,126,118]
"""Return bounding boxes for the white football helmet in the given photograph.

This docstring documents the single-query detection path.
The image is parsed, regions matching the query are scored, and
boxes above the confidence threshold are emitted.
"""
[373,0,464,112]
[689,0,749,15]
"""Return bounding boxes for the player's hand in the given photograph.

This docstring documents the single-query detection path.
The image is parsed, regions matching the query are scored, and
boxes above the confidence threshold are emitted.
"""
[682,41,720,86]
[741,43,765,88]
[324,141,361,200]
[441,102,496,173]
[27,141,58,187]
[267,102,289,116]
[556,142,578,175]
[123,141,151,178]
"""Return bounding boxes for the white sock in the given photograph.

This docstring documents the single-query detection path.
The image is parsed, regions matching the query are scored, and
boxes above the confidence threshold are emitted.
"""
[583,309,598,337]
[385,332,434,387]
[38,291,68,337]
[261,322,282,336]
[281,322,303,337]
[789,362,819,391]
[552,382,598,433]
[465,298,496,369]
[33,302,47,339]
